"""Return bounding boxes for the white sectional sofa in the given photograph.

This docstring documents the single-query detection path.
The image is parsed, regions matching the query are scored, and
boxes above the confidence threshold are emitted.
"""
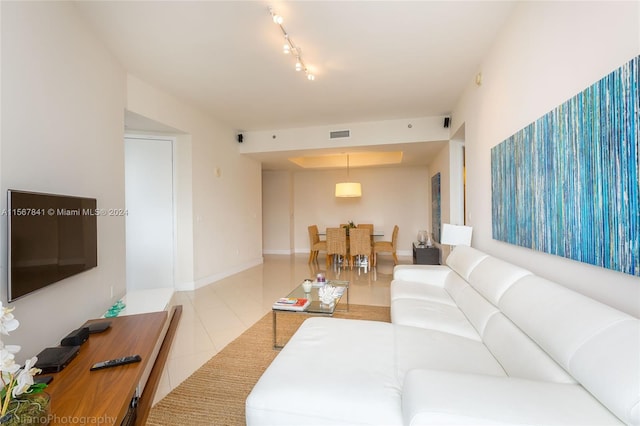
[246,246,640,425]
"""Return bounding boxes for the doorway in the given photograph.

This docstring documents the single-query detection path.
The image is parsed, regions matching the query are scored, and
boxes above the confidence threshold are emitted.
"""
[124,136,175,290]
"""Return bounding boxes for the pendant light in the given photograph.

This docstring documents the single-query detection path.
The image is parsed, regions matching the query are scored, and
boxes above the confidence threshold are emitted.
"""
[335,154,362,198]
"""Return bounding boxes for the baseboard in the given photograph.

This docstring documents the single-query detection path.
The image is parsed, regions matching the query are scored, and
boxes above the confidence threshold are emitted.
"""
[263,249,294,255]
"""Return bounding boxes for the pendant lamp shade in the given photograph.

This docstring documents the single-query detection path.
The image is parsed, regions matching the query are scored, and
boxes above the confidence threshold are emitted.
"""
[335,182,362,198]
[335,154,362,198]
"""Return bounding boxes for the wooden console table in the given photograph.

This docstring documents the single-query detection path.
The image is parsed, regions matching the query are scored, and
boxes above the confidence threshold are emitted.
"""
[44,306,181,425]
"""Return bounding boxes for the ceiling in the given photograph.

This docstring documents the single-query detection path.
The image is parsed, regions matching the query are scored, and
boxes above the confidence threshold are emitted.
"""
[75,0,516,169]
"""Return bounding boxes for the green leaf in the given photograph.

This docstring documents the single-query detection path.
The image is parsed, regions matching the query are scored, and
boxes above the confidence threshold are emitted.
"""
[25,383,47,394]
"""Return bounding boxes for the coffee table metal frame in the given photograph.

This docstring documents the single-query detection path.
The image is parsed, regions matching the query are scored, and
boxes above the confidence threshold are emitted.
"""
[272,280,349,349]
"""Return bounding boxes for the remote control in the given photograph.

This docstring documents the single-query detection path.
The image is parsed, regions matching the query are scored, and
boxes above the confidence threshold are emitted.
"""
[90,354,142,371]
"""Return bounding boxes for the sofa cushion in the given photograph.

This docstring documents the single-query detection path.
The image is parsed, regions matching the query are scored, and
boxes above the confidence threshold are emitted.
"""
[394,324,505,380]
[390,279,456,305]
[467,255,532,305]
[451,285,500,337]
[246,318,403,425]
[570,320,640,425]
[443,271,471,301]
[391,298,481,341]
[402,370,622,425]
[393,264,451,285]
[390,270,470,307]
[482,313,575,383]
[500,275,640,425]
[445,245,489,280]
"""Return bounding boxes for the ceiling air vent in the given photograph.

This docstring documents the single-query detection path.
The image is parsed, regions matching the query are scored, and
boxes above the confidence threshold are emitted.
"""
[329,130,351,139]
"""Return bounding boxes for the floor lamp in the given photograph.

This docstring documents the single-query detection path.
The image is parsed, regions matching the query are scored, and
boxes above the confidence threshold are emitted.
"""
[440,224,473,256]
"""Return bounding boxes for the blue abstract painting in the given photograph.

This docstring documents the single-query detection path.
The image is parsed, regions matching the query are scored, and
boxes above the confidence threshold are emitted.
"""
[491,56,639,276]
[431,172,441,243]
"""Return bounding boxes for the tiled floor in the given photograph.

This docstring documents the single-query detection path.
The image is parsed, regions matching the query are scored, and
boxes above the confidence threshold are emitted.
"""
[153,252,405,404]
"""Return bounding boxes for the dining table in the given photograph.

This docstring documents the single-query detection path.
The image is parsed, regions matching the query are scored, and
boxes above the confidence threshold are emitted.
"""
[318,228,384,267]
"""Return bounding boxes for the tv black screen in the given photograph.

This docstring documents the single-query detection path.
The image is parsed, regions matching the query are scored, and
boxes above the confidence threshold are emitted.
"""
[7,190,97,302]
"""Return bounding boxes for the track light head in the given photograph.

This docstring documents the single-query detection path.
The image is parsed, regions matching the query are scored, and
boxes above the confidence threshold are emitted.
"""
[268,6,317,81]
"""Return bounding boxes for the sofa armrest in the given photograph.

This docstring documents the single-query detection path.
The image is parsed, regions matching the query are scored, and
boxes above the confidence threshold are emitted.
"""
[392,265,451,285]
[402,369,622,425]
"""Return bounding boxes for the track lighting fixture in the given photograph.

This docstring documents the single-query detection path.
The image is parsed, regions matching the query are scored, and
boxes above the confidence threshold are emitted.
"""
[268,6,316,81]
[272,13,283,25]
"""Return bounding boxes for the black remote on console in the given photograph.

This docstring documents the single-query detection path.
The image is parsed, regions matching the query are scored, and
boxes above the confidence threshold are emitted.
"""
[90,354,142,371]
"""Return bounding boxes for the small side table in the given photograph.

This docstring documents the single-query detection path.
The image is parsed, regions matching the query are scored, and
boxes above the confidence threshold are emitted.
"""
[413,243,440,265]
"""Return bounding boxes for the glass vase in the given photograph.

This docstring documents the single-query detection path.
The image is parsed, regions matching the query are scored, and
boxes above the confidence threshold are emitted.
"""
[417,230,427,245]
[425,232,433,247]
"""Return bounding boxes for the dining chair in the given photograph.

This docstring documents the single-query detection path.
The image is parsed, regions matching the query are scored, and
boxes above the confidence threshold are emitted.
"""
[326,227,348,268]
[349,228,372,269]
[373,225,399,266]
[307,225,327,263]
[357,223,374,244]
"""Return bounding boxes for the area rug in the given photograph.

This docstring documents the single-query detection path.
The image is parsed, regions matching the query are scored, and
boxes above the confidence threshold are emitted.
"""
[146,304,390,426]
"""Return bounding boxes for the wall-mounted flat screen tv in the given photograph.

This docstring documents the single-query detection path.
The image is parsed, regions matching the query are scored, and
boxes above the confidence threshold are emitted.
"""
[7,190,97,302]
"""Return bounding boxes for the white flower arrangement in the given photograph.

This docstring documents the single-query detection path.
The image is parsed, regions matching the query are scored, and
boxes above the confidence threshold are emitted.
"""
[0,302,46,421]
[318,285,338,306]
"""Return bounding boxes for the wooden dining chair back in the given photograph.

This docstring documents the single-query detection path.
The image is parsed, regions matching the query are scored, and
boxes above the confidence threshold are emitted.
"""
[373,225,399,266]
[349,228,372,268]
[357,224,373,233]
[357,223,374,244]
[308,225,327,263]
[326,227,348,268]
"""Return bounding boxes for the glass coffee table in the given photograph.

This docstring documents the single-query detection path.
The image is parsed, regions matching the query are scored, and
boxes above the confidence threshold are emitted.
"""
[272,280,349,349]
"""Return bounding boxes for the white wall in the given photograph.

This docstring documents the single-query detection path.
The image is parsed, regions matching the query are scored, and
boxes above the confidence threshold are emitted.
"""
[263,166,433,256]
[126,76,264,288]
[452,1,640,316]
[173,134,195,290]
[0,1,126,360]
